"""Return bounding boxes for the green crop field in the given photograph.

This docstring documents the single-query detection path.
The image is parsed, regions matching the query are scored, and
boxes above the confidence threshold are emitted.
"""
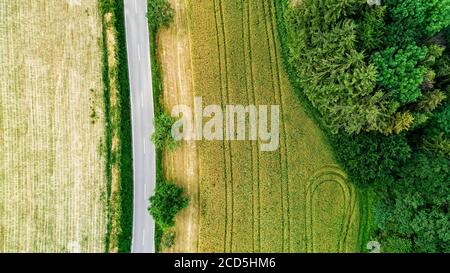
[184,0,366,252]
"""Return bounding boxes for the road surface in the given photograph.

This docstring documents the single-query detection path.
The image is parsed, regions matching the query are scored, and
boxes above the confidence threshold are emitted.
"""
[124,0,156,253]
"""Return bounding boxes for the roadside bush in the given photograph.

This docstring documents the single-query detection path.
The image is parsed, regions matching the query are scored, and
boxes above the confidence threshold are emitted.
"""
[161,230,176,249]
[148,0,174,31]
[149,181,189,229]
[147,0,177,252]
[151,112,180,151]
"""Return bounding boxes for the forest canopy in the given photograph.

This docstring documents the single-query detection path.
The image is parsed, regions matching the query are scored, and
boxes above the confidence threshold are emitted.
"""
[282,0,450,253]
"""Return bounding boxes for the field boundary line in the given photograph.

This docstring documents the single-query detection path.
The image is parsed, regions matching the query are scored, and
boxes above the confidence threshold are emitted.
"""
[339,184,357,252]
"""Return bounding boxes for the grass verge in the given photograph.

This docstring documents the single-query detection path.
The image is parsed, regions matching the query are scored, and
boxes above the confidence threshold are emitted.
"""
[99,0,133,253]
[148,1,166,252]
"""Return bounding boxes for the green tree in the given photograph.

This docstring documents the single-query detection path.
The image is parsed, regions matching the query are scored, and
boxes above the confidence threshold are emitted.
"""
[372,44,428,104]
[357,5,386,52]
[384,112,415,135]
[148,0,174,31]
[385,0,450,44]
[285,1,392,134]
[374,152,450,253]
[382,236,413,253]
[149,181,189,229]
[332,133,411,186]
[424,44,445,67]
[151,112,180,151]
[434,50,450,90]
[422,133,450,157]
[421,105,450,156]
[436,105,450,133]
[417,90,447,112]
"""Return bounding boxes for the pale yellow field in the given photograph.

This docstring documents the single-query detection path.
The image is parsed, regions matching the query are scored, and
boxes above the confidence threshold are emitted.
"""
[0,0,107,252]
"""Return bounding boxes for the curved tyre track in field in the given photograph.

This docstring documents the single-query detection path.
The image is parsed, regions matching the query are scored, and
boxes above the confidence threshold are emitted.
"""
[305,165,357,253]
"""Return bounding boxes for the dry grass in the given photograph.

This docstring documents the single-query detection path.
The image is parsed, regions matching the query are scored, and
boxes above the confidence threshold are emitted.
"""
[158,0,199,253]
[104,10,121,253]
[0,0,107,252]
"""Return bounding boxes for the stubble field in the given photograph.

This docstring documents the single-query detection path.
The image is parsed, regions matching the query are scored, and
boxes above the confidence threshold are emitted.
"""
[0,0,107,252]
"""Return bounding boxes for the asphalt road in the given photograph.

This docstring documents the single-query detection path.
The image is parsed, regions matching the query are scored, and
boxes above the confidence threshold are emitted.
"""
[124,0,156,253]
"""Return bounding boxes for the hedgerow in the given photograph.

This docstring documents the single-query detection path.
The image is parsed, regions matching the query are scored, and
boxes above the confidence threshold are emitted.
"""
[148,0,174,31]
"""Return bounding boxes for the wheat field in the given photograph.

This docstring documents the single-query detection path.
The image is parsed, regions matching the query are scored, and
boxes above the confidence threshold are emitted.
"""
[157,0,365,252]
[0,0,107,252]
[189,0,362,252]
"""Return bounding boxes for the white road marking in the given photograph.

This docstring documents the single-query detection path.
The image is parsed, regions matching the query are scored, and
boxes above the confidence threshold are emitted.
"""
[142,230,145,246]
[144,183,147,198]
[135,0,138,14]
[141,93,144,109]
[143,137,147,154]
[138,44,141,61]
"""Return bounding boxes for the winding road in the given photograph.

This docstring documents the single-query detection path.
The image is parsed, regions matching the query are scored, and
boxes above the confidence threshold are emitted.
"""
[124,0,155,253]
